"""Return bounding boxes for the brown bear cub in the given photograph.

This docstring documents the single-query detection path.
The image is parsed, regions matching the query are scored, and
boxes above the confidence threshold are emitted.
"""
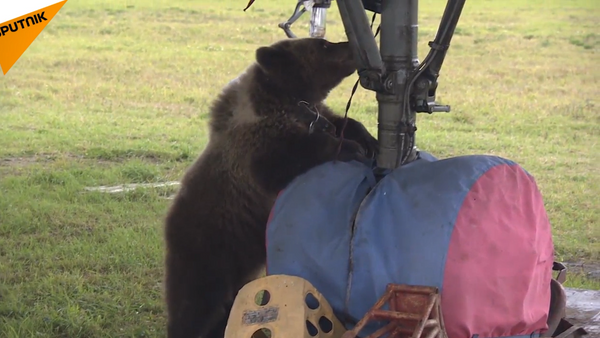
[163,37,378,338]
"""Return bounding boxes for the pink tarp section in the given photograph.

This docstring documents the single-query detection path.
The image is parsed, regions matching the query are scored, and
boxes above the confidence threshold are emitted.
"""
[442,164,555,337]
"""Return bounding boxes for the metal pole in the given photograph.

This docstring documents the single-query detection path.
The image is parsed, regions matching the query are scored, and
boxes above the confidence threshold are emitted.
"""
[376,0,419,169]
[336,0,384,74]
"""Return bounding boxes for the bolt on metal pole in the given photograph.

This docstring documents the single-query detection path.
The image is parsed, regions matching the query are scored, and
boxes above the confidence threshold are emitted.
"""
[376,0,419,170]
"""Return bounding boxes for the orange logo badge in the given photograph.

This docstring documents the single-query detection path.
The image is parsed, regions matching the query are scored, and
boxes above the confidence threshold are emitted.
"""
[0,1,68,75]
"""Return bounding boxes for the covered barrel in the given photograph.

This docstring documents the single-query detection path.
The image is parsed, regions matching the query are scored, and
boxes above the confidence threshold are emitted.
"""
[265,152,554,338]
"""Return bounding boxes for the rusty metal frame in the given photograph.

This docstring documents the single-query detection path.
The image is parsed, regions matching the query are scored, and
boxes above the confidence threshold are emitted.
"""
[341,284,448,338]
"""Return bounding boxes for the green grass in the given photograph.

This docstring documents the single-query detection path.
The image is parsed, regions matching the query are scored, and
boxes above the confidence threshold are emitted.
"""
[0,0,598,336]
[563,272,600,290]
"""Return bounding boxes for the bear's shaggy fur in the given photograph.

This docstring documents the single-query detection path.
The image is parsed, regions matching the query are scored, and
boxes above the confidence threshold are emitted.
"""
[163,37,378,338]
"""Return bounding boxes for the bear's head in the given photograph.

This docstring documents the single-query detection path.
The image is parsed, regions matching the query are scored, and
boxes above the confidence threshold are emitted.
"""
[256,38,357,103]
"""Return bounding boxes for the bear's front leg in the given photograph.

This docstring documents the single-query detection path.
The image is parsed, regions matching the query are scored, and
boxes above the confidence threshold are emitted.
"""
[316,105,379,159]
[337,117,379,159]
[328,117,379,160]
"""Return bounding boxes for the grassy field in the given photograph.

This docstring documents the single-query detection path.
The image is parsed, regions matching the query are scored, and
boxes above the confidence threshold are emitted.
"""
[0,0,598,336]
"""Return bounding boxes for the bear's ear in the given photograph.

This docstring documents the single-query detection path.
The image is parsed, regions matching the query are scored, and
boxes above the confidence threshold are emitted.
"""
[256,46,289,72]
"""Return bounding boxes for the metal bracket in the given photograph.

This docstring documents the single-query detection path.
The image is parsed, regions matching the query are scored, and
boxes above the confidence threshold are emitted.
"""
[553,261,567,284]
[277,0,333,38]
[277,0,307,38]
[410,0,466,115]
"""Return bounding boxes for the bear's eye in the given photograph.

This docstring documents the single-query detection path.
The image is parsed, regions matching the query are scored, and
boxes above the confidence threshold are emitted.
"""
[322,40,330,49]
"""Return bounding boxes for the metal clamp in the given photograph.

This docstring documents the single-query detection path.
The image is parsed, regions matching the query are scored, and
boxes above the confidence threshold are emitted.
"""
[553,261,567,285]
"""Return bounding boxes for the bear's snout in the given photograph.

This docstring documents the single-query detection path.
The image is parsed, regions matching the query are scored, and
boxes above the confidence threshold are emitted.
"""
[336,42,357,67]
